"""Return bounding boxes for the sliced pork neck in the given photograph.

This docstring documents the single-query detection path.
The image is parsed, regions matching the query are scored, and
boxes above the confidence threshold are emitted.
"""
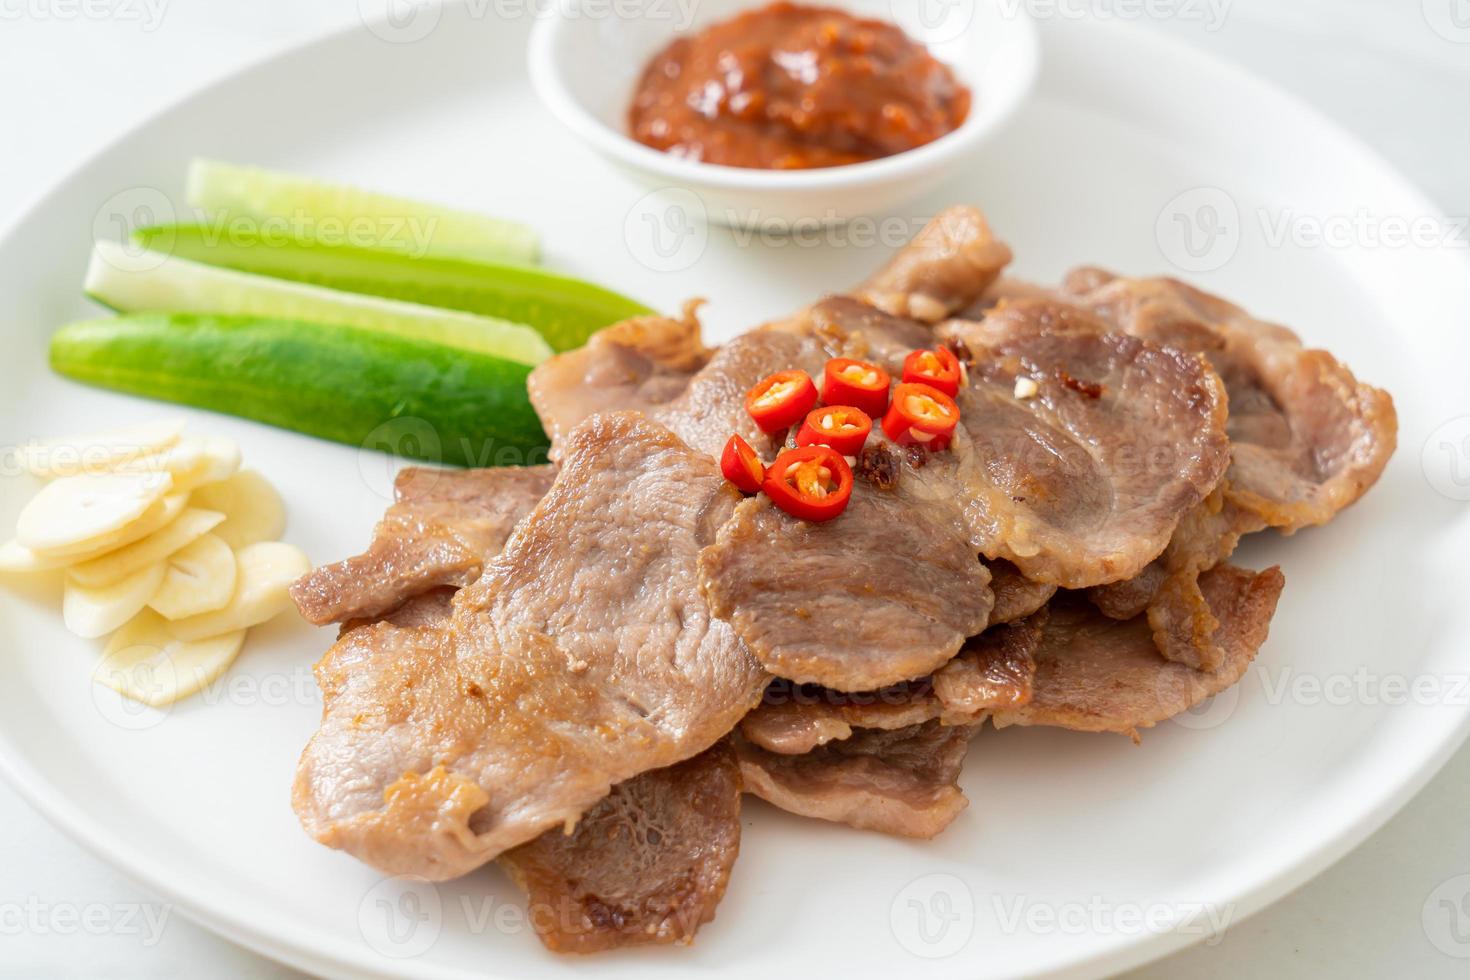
[1060,268,1397,532]
[786,293,943,370]
[937,300,1232,588]
[986,559,1058,624]
[740,611,1046,755]
[282,202,1389,955]
[856,205,1013,323]
[740,567,1281,839]
[527,303,712,461]
[736,721,975,839]
[327,464,744,952]
[993,564,1285,741]
[1063,269,1395,666]
[656,328,827,459]
[498,741,743,953]
[293,413,768,880]
[699,487,994,692]
[740,561,1283,751]
[290,464,555,626]
[697,295,1229,690]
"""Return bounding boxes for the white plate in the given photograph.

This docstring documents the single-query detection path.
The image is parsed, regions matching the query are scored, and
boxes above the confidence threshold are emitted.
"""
[2,7,1468,980]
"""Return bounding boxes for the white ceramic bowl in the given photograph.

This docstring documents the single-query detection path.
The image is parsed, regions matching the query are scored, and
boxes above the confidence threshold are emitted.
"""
[528,0,1039,228]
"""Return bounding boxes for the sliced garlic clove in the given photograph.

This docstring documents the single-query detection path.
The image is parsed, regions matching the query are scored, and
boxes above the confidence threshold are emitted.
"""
[148,533,237,620]
[66,507,225,588]
[32,491,189,563]
[119,434,242,493]
[166,541,309,642]
[16,470,173,553]
[17,419,185,478]
[97,609,246,707]
[62,561,167,639]
[190,470,286,549]
[183,435,242,490]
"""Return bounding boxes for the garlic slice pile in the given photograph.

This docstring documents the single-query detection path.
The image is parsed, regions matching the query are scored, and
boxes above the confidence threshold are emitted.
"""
[1,420,309,707]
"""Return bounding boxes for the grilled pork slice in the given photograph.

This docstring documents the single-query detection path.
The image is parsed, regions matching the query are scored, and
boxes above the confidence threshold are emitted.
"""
[700,488,993,692]
[744,561,1280,753]
[986,559,1057,625]
[1087,488,1267,670]
[527,302,712,461]
[332,483,745,953]
[938,300,1232,589]
[732,566,1278,837]
[527,205,1009,458]
[856,205,1013,323]
[293,413,768,880]
[290,464,554,626]
[740,682,944,757]
[736,721,975,839]
[963,275,1064,316]
[1061,268,1397,532]
[740,612,1045,755]
[1066,269,1396,666]
[499,741,742,954]
[339,586,458,635]
[930,612,1045,718]
[993,564,1285,741]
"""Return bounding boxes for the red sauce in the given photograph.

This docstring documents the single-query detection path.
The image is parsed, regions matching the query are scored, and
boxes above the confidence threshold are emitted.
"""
[628,2,971,170]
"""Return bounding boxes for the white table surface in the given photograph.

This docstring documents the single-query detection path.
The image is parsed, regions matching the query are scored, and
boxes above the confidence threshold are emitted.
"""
[0,1,1466,977]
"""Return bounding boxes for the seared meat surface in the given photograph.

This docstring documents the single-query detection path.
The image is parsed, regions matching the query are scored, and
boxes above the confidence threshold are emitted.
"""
[527,303,712,461]
[964,275,1062,316]
[740,612,1044,754]
[657,328,826,458]
[499,741,743,954]
[938,301,1231,588]
[739,680,946,755]
[986,559,1058,624]
[786,294,937,369]
[737,561,1280,752]
[700,487,993,692]
[929,611,1045,717]
[736,721,975,838]
[1064,269,1395,666]
[993,564,1285,740]
[699,296,1229,690]
[1062,268,1396,531]
[291,464,554,626]
[326,457,744,952]
[339,586,457,635]
[857,205,1013,323]
[293,413,767,880]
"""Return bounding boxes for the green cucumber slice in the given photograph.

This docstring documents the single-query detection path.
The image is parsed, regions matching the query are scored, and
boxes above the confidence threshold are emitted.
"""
[86,240,552,366]
[185,158,540,266]
[50,314,549,468]
[134,225,653,353]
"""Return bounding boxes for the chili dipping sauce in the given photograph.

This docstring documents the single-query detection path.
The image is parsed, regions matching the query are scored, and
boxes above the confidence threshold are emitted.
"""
[628,2,971,170]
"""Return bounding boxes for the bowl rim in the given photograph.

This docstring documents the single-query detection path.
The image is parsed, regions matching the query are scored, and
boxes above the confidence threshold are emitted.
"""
[527,0,1040,191]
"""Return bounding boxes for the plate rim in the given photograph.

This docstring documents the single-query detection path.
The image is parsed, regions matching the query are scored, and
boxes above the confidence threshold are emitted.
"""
[1,8,1468,980]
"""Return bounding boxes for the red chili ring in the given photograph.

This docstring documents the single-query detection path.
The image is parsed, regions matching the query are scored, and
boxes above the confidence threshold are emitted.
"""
[794,405,872,457]
[882,382,960,451]
[763,445,854,523]
[821,358,891,418]
[720,434,765,494]
[745,370,819,434]
[901,347,963,398]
